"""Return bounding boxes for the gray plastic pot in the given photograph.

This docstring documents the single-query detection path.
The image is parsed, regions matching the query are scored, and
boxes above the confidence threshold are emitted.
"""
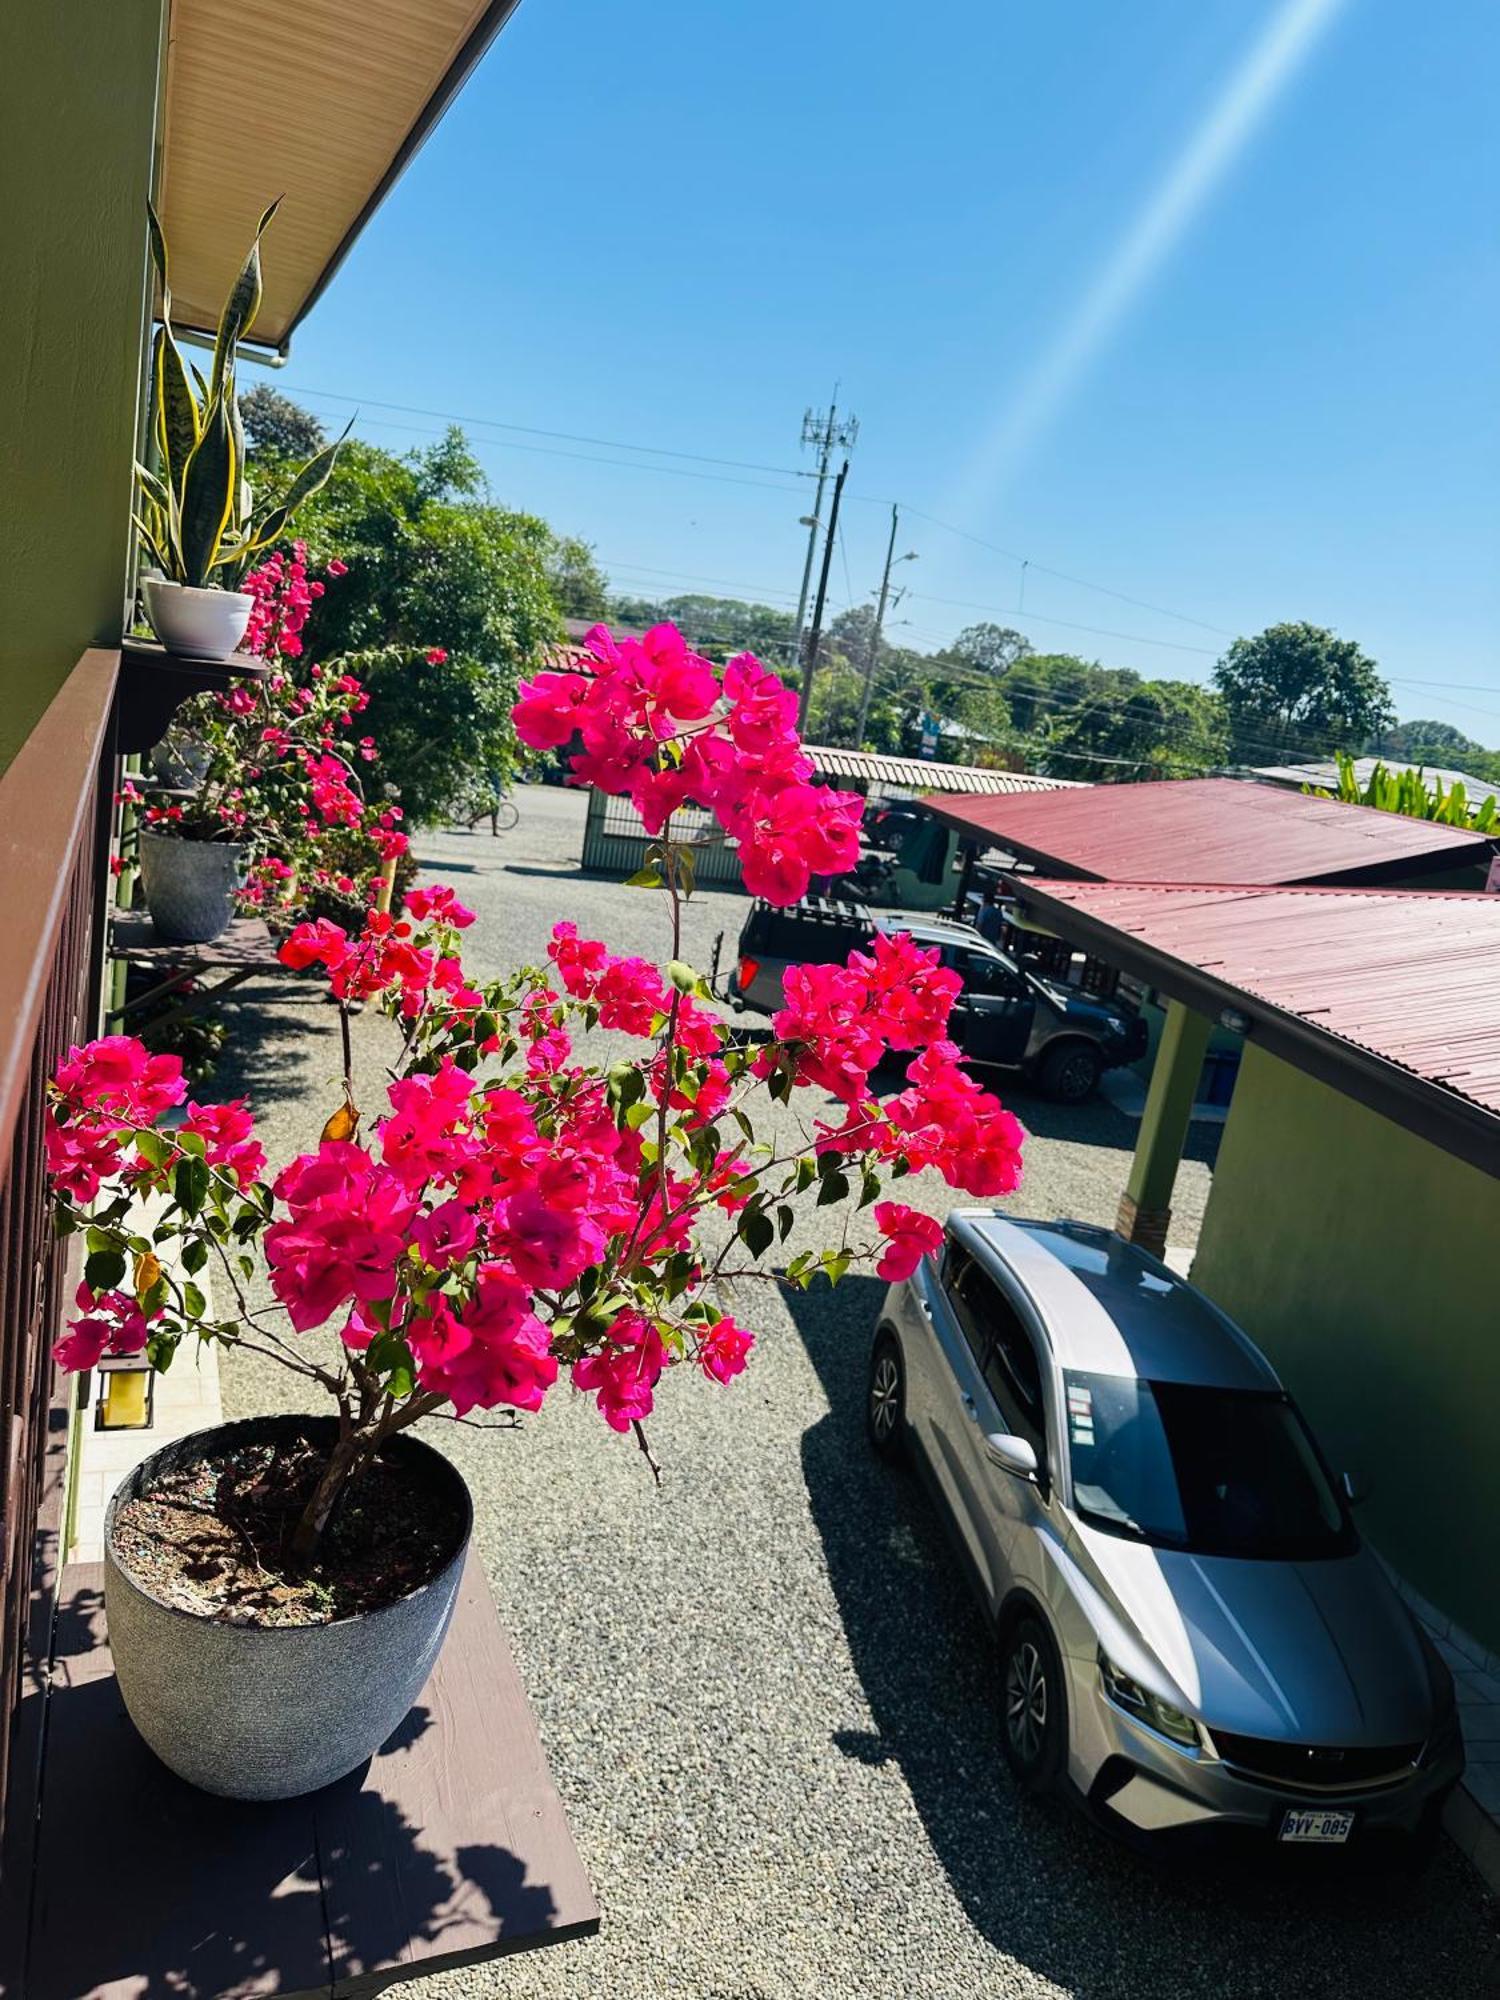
[138,832,245,943]
[103,1415,472,1801]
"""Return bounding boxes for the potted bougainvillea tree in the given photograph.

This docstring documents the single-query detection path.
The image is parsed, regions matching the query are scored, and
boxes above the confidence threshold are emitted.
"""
[47,623,1025,1801]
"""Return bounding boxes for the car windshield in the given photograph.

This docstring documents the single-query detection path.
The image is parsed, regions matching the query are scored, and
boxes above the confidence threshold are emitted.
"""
[1064,1372,1353,1560]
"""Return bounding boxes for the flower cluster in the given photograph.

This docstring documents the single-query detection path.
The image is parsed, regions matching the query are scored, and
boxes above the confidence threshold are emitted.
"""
[514,624,863,903]
[55,619,1027,1555]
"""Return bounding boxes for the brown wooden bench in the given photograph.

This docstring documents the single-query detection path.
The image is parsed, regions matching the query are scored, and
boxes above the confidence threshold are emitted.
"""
[22,1553,598,1998]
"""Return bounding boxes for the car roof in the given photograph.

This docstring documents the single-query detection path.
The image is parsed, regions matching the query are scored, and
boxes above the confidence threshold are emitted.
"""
[952,1215,1281,1392]
[870,913,995,951]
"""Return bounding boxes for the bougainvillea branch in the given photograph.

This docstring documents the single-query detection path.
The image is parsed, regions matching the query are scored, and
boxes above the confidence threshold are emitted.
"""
[48,624,1025,1561]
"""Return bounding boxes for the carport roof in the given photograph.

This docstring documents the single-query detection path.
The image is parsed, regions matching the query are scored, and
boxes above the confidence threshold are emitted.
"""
[921,776,1492,885]
[1013,879,1500,1179]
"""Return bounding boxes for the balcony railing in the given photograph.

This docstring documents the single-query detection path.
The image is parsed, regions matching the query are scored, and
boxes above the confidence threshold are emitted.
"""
[0,648,118,1900]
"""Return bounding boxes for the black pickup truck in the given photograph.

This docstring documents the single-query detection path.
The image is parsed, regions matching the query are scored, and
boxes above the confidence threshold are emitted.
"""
[727,899,1147,1103]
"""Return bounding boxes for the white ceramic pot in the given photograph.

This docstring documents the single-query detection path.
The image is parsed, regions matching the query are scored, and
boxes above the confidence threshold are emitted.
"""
[141,578,253,661]
[139,832,246,943]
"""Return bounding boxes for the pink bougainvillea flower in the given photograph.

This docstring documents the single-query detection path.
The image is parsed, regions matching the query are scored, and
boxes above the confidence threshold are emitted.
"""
[182,1098,267,1190]
[572,1311,666,1432]
[54,1282,153,1372]
[405,883,475,929]
[698,1314,754,1383]
[872,1202,945,1281]
[424,647,449,665]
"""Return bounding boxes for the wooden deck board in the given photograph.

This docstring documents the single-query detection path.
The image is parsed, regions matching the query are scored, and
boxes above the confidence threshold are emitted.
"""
[24,1555,598,1999]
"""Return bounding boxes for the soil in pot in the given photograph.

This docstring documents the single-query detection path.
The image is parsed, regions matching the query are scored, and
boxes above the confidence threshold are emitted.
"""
[109,1425,467,1630]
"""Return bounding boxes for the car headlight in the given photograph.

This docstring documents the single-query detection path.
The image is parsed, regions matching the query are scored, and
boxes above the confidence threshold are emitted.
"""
[1098,1648,1201,1750]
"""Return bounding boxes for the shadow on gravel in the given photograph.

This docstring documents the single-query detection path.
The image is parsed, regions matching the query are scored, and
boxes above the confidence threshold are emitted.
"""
[785,1276,1497,2000]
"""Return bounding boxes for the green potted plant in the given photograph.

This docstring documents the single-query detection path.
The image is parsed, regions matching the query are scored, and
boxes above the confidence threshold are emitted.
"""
[134,199,346,660]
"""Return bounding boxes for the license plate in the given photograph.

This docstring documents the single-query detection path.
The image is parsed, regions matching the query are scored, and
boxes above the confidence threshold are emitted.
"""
[1278,1808,1354,1844]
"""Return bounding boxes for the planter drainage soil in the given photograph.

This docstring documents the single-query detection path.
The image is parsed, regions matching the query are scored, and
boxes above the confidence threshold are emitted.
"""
[109,1425,467,1628]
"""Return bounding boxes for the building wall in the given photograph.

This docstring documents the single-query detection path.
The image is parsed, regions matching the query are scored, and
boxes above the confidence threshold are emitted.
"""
[1191,1042,1500,1651]
[0,0,164,769]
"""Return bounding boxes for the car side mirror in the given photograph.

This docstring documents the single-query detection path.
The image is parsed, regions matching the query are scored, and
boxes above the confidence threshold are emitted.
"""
[985,1433,1038,1480]
[1342,1469,1370,1506]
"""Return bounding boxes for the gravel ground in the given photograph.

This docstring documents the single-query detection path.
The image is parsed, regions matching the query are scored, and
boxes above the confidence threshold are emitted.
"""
[209,786,1497,2000]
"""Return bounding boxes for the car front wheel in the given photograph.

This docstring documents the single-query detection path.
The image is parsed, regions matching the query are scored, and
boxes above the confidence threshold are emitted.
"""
[1037,1041,1103,1104]
[866,1332,906,1460]
[1000,1612,1067,1792]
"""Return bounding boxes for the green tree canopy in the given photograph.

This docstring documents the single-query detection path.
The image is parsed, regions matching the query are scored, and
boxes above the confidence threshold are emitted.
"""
[546,536,610,621]
[247,422,563,824]
[946,622,1031,676]
[240,384,328,461]
[1211,622,1394,763]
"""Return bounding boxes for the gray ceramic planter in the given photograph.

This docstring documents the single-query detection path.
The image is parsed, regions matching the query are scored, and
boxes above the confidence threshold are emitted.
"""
[103,1416,472,1801]
[138,832,245,943]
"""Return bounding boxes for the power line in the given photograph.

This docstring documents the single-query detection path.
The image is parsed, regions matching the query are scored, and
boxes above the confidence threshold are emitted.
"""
[281,384,814,479]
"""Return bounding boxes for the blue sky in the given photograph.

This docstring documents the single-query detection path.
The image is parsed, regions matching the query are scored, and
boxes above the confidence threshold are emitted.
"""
[275,0,1499,739]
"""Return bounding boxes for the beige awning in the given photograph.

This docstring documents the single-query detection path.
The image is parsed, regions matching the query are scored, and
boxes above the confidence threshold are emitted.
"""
[158,0,521,352]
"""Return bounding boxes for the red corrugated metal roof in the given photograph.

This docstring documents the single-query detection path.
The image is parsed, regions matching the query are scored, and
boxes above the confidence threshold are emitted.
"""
[922,777,1491,885]
[1026,880,1500,1118]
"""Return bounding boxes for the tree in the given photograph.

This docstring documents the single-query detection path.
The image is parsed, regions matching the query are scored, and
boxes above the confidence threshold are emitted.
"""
[1212,622,1394,763]
[239,385,327,460]
[1378,718,1500,782]
[1042,679,1229,781]
[546,536,610,621]
[948,622,1031,676]
[248,426,561,822]
[608,593,795,663]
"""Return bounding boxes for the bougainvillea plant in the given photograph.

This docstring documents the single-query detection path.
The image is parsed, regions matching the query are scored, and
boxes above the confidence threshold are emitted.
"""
[130,545,410,917]
[48,623,1024,1562]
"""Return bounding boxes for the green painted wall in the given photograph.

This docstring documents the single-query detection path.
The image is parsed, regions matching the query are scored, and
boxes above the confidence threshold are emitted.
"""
[1192,1042,1500,1651]
[0,0,164,768]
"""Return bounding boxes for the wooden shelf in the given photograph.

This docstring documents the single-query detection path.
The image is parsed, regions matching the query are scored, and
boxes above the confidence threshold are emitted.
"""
[118,640,272,756]
[24,1554,599,1998]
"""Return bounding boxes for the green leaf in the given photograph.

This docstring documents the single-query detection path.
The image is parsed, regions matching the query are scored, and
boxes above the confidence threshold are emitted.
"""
[607,1061,646,1112]
[820,1250,852,1286]
[859,1166,881,1210]
[211,195,282,394]
[173,1156,210,1217]
[152,325,201,505]
[624,1100,656,1130]
[243,422,351,553]
[177,390,237,587]
[815,1170,850,1207]
[183,1282,206,1321]
[182,1237,208,1275]
[84,1248,127,1292]
[625,861,662,889]
[135,1129,173,1169]
[776,1203,795,1242]
[795,1156,818,1193]
[667,960,699,995]
[738,1205,775,1259]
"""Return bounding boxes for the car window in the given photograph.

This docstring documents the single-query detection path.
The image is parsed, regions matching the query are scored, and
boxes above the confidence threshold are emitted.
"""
[945,1249,1048,1469]
[982,1294,1047,1464]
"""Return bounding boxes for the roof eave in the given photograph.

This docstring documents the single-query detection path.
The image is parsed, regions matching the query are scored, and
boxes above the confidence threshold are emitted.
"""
[1013,877,1500,1182]
[275,0,522,354]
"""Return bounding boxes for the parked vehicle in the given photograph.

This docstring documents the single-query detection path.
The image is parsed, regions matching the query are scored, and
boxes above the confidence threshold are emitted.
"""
[728,902,1146,1101]
[868,1215,1464,1852]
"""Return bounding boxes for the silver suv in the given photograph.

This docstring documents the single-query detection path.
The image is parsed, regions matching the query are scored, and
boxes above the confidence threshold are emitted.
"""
[868,1214,1463,1851]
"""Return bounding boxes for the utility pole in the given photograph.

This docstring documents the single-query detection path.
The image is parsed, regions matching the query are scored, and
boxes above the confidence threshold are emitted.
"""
[855,504,917,747]
[790,398,858,674]
[797,458,849,736]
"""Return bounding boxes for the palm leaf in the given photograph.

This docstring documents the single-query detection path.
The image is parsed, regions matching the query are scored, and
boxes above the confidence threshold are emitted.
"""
[211,195,283,394]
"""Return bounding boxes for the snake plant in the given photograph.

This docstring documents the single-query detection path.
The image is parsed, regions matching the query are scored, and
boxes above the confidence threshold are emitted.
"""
[1311,750,1499,832]
[135,199,347,590]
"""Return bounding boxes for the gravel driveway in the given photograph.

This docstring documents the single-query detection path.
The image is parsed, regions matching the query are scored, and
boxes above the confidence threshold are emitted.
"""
[211,786,1497,1999]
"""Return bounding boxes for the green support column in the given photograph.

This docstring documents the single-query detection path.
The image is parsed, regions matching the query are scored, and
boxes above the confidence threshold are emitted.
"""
[1117,998,1211,1258]
[0,0,166,770]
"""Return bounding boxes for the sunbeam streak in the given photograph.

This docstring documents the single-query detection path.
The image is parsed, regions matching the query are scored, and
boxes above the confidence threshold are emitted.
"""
[950,0,1351,517]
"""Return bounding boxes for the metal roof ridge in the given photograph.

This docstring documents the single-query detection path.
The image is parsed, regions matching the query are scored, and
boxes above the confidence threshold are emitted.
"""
[1023,878,1500,903]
